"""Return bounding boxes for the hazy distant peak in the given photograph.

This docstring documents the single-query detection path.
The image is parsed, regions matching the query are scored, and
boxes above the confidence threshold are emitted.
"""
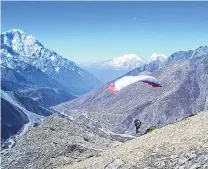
[105,54,145,70]
[149,53,167,62]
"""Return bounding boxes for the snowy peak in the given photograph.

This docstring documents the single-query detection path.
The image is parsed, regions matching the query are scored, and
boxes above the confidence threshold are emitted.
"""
[4,29,26,35]
[78,54,146,83]
[149,53,167,62]
[108,54,146,70]
[192,46,208,57]
[1,29,43,57]
[1,29,102,95]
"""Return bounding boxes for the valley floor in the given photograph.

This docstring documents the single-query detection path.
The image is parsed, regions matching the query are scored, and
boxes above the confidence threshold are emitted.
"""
[61,110,208,169]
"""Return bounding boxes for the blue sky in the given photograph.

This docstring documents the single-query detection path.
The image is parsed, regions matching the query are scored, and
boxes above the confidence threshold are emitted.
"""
[2,1,208,62]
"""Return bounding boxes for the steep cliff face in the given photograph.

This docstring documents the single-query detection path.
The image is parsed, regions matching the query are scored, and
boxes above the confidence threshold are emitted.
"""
[1,98,29,142]
[1,89,55,142]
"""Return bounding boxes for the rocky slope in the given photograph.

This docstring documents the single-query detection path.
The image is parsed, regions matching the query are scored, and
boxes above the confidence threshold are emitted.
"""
[61,109,208,169]
[167,46,208,63]
[54,55,208,134]
[2,109,207,169]
[1,114,121,169]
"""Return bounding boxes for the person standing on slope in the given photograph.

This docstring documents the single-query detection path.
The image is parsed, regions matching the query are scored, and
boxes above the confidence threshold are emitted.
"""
[134,118,142,134]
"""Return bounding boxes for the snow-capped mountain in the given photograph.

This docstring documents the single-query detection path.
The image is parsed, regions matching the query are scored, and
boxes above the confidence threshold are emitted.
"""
[1,29,102,95]
[79,54,146,83]
[79,46,208,83]
[149,53,167,63]
[125,46,208,77]
[107,54,146,70]
[80,54,146,70]
[0,29,102,142]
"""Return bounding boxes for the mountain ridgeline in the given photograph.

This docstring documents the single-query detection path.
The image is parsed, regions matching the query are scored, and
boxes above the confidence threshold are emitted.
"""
[1,29,102,95]
[0,29,102,141]
[124,46,208,77]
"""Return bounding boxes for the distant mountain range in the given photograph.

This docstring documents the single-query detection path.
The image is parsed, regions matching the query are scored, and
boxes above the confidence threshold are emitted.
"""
[79,53,167,83]
[124,46,208,77]
[0,29,102,141]
[79,47,208,83]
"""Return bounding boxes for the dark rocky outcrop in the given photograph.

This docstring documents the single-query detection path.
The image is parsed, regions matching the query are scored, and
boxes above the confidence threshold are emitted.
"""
[1,98,29,142]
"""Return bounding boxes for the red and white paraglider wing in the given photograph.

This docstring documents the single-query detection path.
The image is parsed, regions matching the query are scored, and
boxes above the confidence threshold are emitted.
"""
[108,75,161,93]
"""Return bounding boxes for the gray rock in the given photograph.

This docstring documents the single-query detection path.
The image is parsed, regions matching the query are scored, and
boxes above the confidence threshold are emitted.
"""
[104,158,125,169]
[189,163,201,169]
[198,154,208,165]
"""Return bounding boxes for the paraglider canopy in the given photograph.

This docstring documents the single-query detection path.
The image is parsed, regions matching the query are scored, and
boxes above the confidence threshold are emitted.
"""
[108,75,162,93]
